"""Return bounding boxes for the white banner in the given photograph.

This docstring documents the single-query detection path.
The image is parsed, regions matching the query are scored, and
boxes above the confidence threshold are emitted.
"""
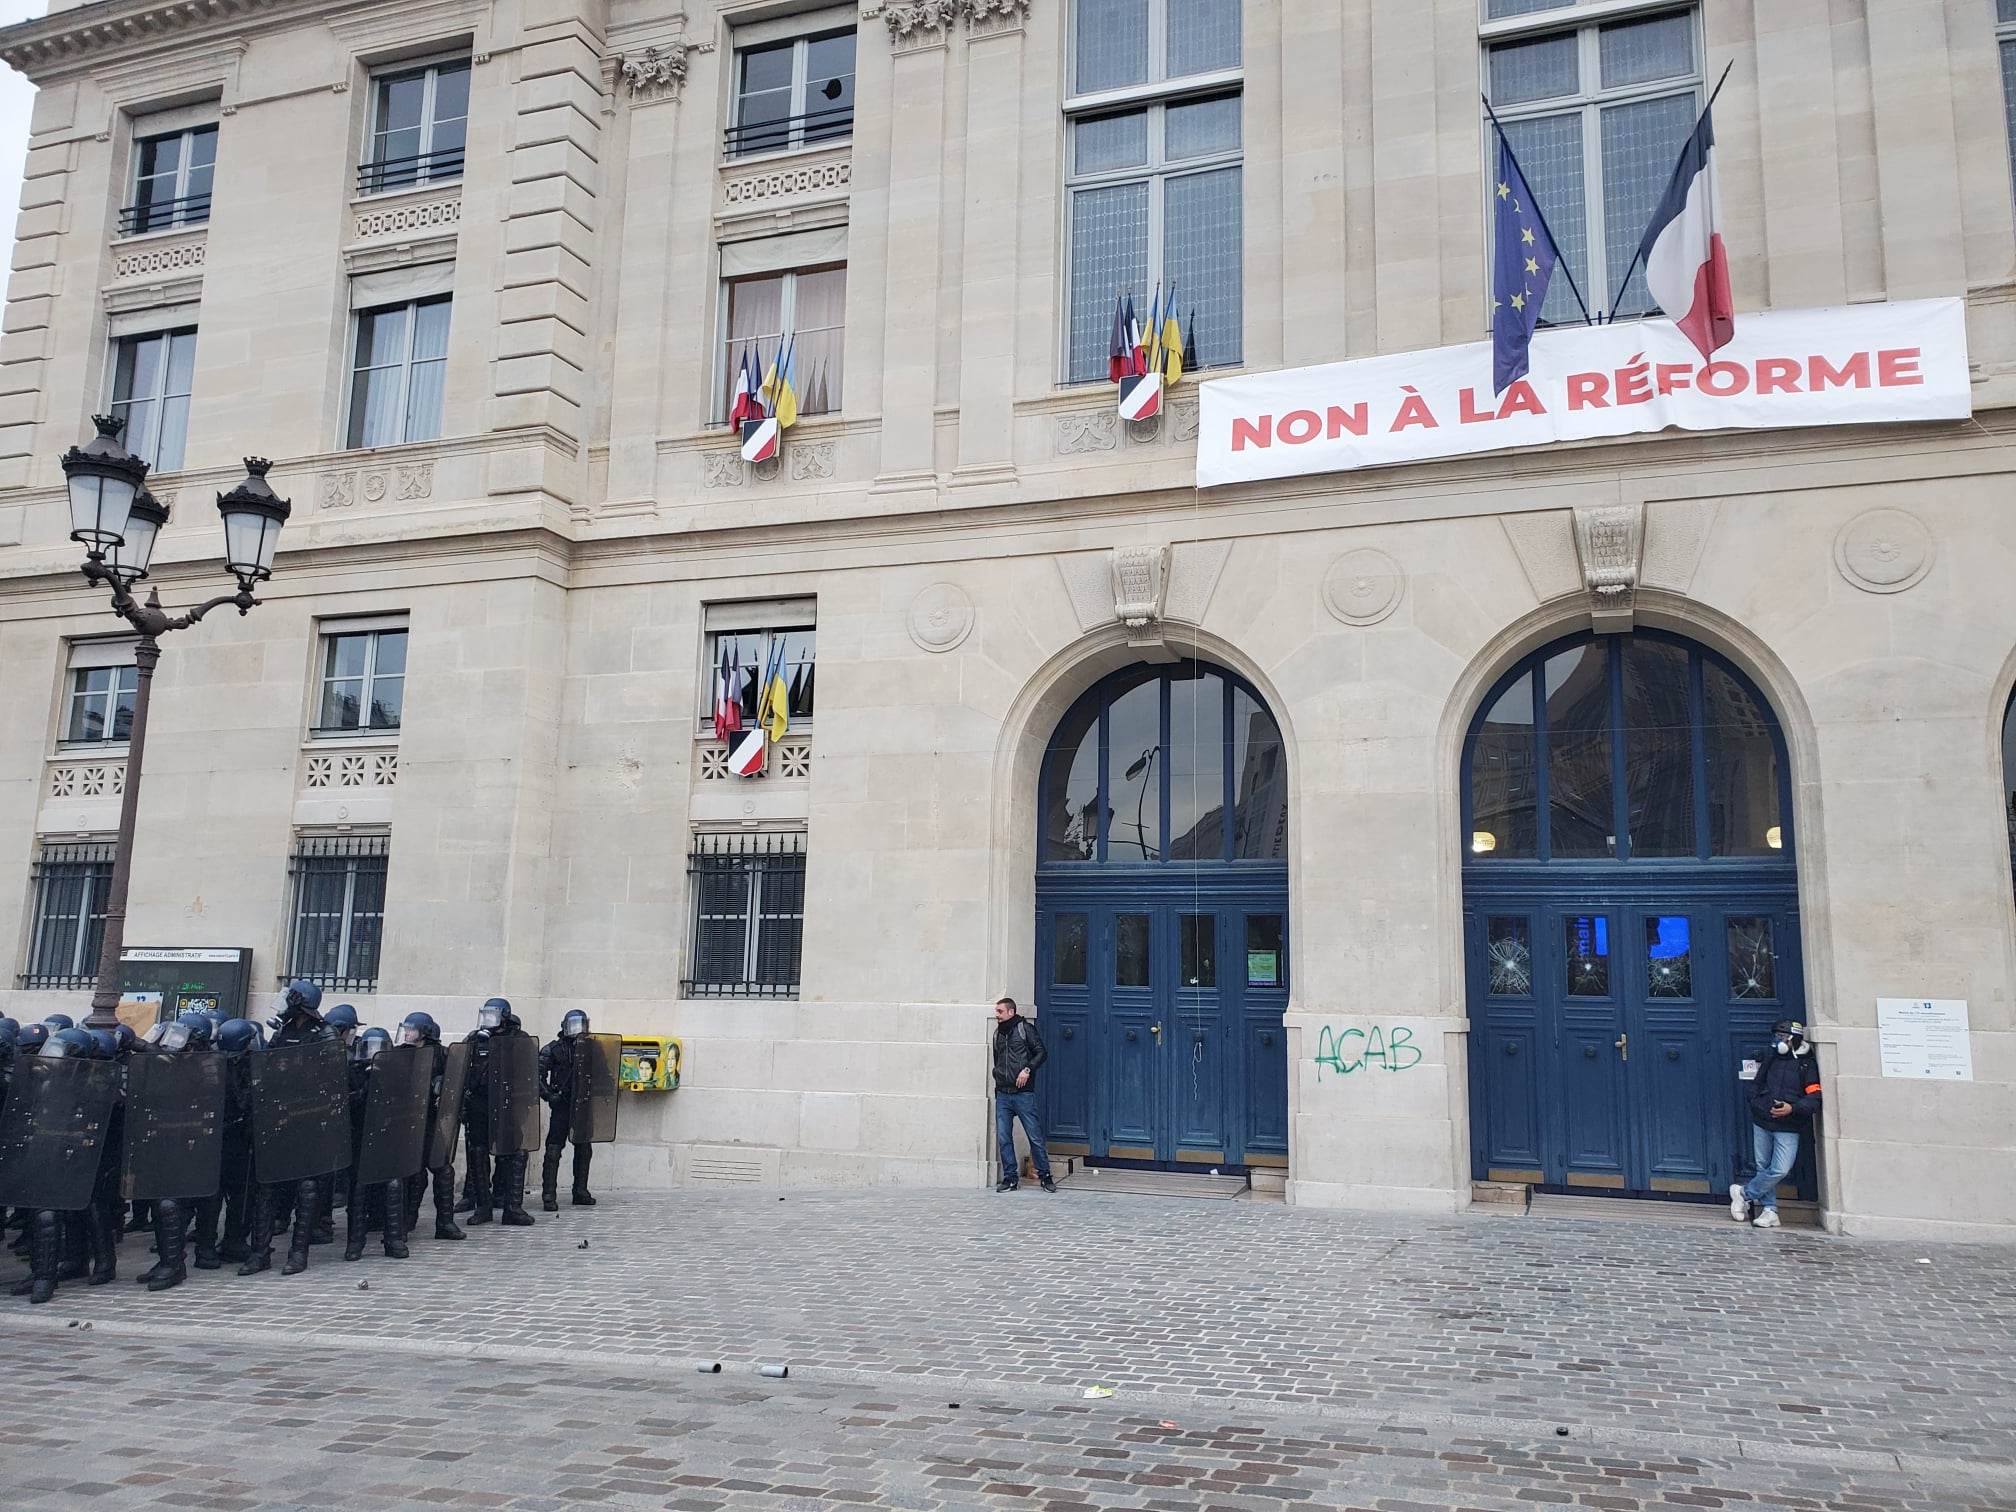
[1196,299,1971,488]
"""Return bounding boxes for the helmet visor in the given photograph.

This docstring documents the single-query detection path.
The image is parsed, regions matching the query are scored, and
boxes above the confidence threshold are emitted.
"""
[160,1023,191,1052]
[477,1006,503,1030]
[399,1023,421,1046]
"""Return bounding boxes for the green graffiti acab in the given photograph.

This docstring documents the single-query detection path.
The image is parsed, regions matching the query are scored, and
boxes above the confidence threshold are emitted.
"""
[1315,1024,1423,1078]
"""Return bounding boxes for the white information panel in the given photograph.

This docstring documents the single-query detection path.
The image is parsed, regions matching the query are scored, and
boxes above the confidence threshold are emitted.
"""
[1876,998,1974,1081]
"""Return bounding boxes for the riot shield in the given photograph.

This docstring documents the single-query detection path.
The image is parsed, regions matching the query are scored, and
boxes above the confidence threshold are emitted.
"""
[247,1038,353,1184]
[569,1033,621,1146]
[488,1032,541,1156]
[428,1040,470,1171]
[355,1044,433,1187]
[0,1055,121,1211]
[122,1052,226,1202]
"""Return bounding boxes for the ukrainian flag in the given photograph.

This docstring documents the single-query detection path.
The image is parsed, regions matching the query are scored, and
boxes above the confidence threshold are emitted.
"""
[759,640,791,742]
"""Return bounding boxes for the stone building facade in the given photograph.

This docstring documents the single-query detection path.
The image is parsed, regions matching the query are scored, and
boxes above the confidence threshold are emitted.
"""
[0,0,2012,1238]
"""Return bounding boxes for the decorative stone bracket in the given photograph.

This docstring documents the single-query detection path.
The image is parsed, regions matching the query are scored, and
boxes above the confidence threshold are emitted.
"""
[1056,540,1232,649]
[1572,503,1644,633]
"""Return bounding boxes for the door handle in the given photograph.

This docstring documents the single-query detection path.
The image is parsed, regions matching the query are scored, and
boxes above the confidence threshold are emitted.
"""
[1149,1023,1162,1038]
[1614,1033,1628,1062]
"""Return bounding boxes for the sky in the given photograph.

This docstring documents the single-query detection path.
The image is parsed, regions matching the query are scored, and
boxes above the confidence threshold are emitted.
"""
[0,1,43,278]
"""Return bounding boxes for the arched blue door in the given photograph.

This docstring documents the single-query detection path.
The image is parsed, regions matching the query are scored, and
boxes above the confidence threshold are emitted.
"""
[1036,661,1289,1172]
[1462,631,1808,1200]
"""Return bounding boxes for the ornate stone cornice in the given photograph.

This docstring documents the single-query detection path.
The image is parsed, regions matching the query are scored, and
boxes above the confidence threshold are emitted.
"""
[0,0,295,75]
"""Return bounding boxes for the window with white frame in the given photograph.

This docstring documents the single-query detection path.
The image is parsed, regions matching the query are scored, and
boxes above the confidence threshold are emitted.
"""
[719,266,845,421]
[726,27,855,157]
[314,620,408,735]
[1064,0,1242,384]
[703,617,816,730]
[683,830,806,999]
[287,833,389,992]
[361,56,469,193]
[20,840,116,990]
[1998,1,2016,206]
[123,124,215,234]
[62,640,140,746]
[1483,1,1702,324]
[347,297,449,448]
[109,328,196,472]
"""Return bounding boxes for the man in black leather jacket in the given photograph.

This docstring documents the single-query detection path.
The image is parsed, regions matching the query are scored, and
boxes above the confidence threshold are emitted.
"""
[991,997,1054,1194]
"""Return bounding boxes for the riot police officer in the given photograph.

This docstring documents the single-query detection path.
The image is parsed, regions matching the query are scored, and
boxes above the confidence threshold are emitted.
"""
[463,997,537,1227]
[343,1028,410,1262]
[397,1012,464,1243]
[133,1012,217,1292]
[538,1010,599,1211]
[8,1028,120,1303]
[303,1003,362,1245]
[242,980,337,1277]
[201,1017,261,1265]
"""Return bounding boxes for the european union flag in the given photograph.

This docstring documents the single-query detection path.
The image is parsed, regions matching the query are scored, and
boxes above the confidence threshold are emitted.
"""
[1490,125,1561,394]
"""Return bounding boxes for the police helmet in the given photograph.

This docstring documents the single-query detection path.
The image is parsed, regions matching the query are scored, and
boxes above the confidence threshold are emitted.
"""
[159,1013,215,1053]
[324,1003,360,1031]
[41,1013,74,1031]
[86,1028,119,1059]
[0,1018,15,1050]
[398,1011,440,1047]
[559,1009,589,1040]
[107,1023,138,1054]
[1771,1019,1809,1053]
[142,1021,169,1045]
[17,1023,49,1054]
[282,979,324,1020]
[352,1026,391,1063]
[217,1019,262,1054]
[477,996,515,1031]
[40,1026,96,1059]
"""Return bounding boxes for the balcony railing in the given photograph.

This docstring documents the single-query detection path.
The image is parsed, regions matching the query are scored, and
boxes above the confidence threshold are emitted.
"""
[118,193,211,236]
[356,147,465,196]
[723,104,854,159]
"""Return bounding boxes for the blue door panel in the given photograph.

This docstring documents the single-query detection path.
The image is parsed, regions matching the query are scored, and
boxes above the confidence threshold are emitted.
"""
[1042,1005,1092,1146]
[1479,1027,1543,1173]
[1242,1019,1288,1157]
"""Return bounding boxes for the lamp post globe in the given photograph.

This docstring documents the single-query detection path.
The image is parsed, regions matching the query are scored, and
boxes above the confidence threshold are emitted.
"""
[216,457,291,591]
[60,413,149,557]
[104,489,170,587]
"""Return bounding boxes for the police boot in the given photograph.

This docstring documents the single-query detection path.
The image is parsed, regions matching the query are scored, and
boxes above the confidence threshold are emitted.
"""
[541,1146,562,1212]
[310,1172,336,1245]
[57,1212,88,1279]
[572,1143,596,1206]
[125,1199,152,1234]
[403,1173,424,1234]
[137,1201,175,1285]
[17,1210,59,1304]
[432,1164,465,1241]
[238,1186,274,1275]
[218,1181,251,1263]
[343,1188,368,1262]
[466,1152,493,1225]
[283,1182,315,1275]
[382,1182,409,1259]
[191,1195,222,1270]
[455,1160,476,1214]
[145,1199,187,1292]
[499,1154,534,1226]
[84,1200,118,1286]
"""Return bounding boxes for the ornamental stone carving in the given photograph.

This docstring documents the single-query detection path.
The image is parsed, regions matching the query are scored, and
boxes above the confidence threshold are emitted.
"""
[619,45,687,100]
[1113,545,1166,629]
[790,442,836,481]
[723,159,852,206]
[1835,508,1934,595]
[395,462,433,500]
[113,238,205,280]
[1056,411,1117,455]
[703,452,745,488]
[353,196,461,241]
[1573,503,1644,632]
[962,0,1031,34]
[1169,398,1200,443]
[1323,548,1405,627]
[361,471,388,504]
[909,582,975,653]
[883,0,960,49]
[319,470,355,510]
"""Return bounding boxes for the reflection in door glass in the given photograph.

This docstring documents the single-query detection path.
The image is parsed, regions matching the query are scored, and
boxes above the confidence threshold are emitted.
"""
[1180,914,1217,987]
[1169,671,1227,860]
[1727,915,1776,999]
[1545,646,1615,858]
[1486,916,1532,997]
[1645,914,1692,997]
[1115,913,1150,986]
[1246,914,1283,986]
[1622,641,1695,857]
[1564,914,1610,996]
[1054,913,1087,985]
[1107,679,1162,861]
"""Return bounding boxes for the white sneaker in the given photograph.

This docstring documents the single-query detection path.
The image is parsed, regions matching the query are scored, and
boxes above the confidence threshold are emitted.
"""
[1728,1184,1749,1221]
[1752,1208,1781,1229]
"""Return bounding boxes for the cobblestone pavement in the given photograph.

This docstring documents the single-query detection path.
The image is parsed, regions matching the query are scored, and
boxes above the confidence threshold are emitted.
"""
[1,1186,2013,1509]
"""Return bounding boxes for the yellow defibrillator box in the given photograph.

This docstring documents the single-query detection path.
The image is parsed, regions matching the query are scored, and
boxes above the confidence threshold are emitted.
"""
[619,1036,681,1092]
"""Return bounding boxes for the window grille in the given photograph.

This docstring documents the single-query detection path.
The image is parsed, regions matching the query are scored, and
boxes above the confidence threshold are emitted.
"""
[286,834,390,992]
[683,830,807,999]
[20,840,117,990]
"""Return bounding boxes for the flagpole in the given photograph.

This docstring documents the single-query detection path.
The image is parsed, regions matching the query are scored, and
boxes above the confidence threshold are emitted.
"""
[1481,93,1594,328]
[1601,60,1734,323]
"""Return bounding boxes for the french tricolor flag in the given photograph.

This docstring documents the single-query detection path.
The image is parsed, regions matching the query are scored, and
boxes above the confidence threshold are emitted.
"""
[1636,101,1734,360]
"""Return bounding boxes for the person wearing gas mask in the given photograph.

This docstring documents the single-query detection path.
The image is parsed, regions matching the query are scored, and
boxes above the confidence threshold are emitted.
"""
[462,996,537,1227]
[1731,1019,1822,1230]
[132,1012,218,1292]
[242,980,338,1276]
[537,1010,599,1212]
[396,1012,464,1244]
[342,1028,410,1262]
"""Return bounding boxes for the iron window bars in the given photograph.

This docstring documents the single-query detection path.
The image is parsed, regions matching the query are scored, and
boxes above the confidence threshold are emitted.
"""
[20,840,117,990]
[683,830,807,999]
[286,833,390,992]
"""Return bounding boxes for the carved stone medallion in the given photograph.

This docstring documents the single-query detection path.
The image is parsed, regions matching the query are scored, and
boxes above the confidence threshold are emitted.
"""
[909,582,975,653]
[1322,548,1405,627]
[1834,508,1933,595]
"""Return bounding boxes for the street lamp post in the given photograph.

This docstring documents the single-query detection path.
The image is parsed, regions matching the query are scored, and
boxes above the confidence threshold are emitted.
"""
[59,415,292,1031]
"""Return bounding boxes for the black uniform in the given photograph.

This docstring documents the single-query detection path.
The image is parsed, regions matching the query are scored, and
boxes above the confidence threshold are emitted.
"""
[402,1039,464,1242]
[203,1045,255,1264]
[243,1017,334,1277]
[538,1035,596,1210]
[466,1023,536,1226]
[343,1053,410,1261]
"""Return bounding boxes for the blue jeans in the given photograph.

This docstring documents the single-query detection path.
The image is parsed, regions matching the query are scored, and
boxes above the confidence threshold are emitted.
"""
[994,1090,1051,1185]
[1742,1125,1800,1211]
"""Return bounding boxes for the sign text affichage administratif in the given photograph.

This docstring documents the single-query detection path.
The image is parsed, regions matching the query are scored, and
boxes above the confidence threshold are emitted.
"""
[1195,299,1971,489]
